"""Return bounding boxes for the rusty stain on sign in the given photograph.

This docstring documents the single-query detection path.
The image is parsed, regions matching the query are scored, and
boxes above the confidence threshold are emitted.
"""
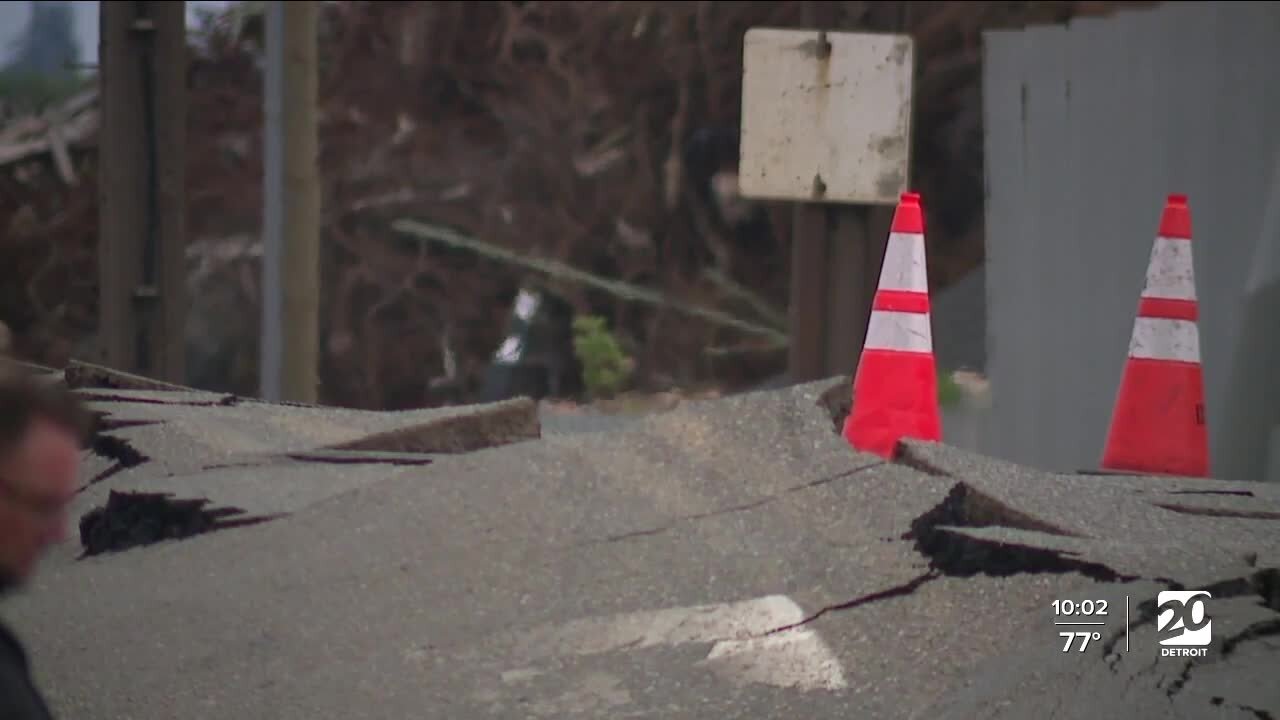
[873,135,905,156]
[795,30,833,59]
[812,173,827,198]
[888,37,911,67]
[876,167,906,200]
[739,28,914,205]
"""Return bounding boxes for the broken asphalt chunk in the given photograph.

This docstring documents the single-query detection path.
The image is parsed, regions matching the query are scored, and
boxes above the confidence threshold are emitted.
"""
[905,483,1129,581]
[815,375,853,435]
[64,359,200,392]
[325,396,540,454]
[4,378,1275,719]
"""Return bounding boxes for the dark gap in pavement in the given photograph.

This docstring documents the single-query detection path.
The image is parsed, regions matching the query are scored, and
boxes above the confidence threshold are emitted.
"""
[1152,502,1280,521]
[1100,568,1280,659]
[762,571,939,636]
[286,451,435,466]
[90,435,149,466]
[1221,617,1280,659]
[1168,489,1256,497]
[1253,568,1280,611]
[84,463,128,489]
[1196,569,1280,613]
[93,415,163,432]
[1147,613,1280,713]
[80,393,241,407]
[86,409,150,467]
[599,525,677,544]
[78,490,284,557]
[1123,573,1280,713]
[589,463,885,546]
[1163,660,1194,699]
[892,440,1082,537]
[1209,698,1274,720]
[780,461,886,494]
[903,483,1126,581]
[81,431,152,492]
[200,460,272,472]
[894,447,951,477]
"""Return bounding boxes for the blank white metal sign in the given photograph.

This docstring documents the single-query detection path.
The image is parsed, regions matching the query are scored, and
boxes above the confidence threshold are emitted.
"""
[739,28,914,206]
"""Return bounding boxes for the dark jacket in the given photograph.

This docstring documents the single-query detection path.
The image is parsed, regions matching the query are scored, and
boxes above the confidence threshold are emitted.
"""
[0,618,54,720]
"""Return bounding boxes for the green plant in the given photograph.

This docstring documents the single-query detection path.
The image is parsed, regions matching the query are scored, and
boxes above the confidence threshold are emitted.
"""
[937,368,964,409]
[572,314,632,400]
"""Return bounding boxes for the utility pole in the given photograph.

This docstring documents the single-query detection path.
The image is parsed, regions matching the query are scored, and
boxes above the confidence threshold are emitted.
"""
[261,0,321,403]
[98,1,187,382]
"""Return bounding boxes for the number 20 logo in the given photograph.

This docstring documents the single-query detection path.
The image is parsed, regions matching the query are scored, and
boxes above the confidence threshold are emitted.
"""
[1156,590,1212,646]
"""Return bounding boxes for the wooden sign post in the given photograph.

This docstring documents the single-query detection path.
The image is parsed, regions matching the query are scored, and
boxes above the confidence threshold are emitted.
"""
[739,28,915,383]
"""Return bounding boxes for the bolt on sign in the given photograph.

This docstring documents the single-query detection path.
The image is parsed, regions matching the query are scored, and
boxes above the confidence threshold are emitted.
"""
[739,28,915,206]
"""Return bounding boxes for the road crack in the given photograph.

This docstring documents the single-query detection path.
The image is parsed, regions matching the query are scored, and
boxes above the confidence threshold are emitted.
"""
[1210,697,1275,719]
[80,393,240,407]
[904,482,1127,581]
[1100,569,1280,660]
[1221,618,1280,659]
[1152,502,1280,521]
[1162,660,1193,698]
[80,432,152,491]
[586,462,885,546]
[762,571,939,636]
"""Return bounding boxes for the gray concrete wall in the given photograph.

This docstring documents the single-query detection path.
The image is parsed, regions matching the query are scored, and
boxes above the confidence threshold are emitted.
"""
[941,399,990,458]
[1219,143,1280,482]
[980,2,1280,479]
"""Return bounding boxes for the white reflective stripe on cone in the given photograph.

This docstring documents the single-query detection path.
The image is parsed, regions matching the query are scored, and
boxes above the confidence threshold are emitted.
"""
[864,310,933,353]
[877,233,929,293]
[1142,237,1197,301]
[1128,318,1201,363]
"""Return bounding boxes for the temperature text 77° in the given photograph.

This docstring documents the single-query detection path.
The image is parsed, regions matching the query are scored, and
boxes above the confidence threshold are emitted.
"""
[1061,631,1101,652]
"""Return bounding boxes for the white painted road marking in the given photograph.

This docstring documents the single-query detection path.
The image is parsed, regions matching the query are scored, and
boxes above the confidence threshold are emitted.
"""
[511,595,848,692]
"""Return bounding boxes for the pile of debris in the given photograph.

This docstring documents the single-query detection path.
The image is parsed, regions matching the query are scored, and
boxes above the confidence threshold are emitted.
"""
[0,1,1153,409]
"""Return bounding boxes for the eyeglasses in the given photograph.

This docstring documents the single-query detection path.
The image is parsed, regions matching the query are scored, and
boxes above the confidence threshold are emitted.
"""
[0,475,72,525]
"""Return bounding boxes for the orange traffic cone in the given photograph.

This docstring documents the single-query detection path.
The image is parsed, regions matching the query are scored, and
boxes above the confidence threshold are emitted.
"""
[843,192,942,458]
[1101,193,1209,477]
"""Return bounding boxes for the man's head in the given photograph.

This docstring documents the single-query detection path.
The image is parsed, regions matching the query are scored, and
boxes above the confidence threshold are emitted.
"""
[0,370,88,588]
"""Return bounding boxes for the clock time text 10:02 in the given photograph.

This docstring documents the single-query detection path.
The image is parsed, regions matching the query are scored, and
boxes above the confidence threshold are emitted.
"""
[1052,599,1109,616]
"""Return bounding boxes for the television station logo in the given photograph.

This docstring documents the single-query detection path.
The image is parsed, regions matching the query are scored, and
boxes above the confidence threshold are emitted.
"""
[1156,590,1212,657]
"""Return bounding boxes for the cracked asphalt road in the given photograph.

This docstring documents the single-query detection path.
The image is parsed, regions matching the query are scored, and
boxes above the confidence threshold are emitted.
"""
[1,372,1278,719]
